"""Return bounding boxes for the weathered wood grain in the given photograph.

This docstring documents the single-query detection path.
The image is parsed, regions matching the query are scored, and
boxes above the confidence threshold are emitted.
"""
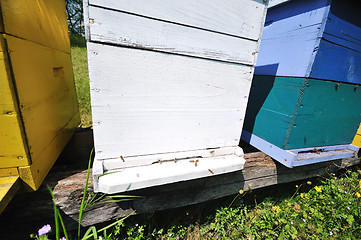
[87,0,267,41]
[87,5,258,65]
[88,43,253,160]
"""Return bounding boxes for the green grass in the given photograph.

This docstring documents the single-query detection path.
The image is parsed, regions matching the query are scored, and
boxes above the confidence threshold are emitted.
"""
[32,167,361,239]
[106,168,361,239]
[71,46,92,127]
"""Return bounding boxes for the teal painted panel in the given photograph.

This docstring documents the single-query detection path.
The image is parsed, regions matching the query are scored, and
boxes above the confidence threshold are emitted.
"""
[243,76,361,150]
[285,79,361,149]
[243,75,306,148]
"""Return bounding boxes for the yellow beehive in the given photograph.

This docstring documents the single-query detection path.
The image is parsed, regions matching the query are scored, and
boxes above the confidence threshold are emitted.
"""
[0,0,79,213]
[352,124,361,148]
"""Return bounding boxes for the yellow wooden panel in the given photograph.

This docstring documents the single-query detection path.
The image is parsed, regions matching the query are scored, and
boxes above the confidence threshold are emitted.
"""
[0,35,30,168]
[19,114,79,190]
[0,1,79,193]
[0,7,3,33]
[0,0,70,53]
[6,35,79,164]
[0,176,20,214]
[0,35,17,112]
[0,115,30,168]
[0,168,18,177]
[352,124,361,148]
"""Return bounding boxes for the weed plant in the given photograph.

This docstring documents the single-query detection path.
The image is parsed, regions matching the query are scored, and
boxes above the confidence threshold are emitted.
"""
[31,164,361,239]
[113,167,361,239]
[200,170,361,239]
[30,150,135,240]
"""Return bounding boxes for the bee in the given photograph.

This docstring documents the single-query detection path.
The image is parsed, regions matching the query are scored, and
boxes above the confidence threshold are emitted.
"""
[210,150,215,154]
[174,158,177,163]
[208,169,214,174]
[195,159,199,167]
[120,156,125,162]
[189,160,195,163]
[158,160,162,164]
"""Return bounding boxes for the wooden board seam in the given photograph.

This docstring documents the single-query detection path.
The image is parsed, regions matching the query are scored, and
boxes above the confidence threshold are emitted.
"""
[0,34,32,165]
[88,39,257,67]
[87,3,261,42]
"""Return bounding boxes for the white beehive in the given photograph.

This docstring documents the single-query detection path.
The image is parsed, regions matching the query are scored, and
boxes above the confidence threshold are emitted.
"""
[84,0,268,193]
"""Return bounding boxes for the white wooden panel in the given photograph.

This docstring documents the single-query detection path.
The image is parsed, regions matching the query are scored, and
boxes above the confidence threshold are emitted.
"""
[88,43,253,160]
[88,6,258,65]
[96,153,246,193]
[102,146,243,170]
[88,0,267,41]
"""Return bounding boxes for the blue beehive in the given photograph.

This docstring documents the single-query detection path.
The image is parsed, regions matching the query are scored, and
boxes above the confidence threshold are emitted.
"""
[242,0,361,167]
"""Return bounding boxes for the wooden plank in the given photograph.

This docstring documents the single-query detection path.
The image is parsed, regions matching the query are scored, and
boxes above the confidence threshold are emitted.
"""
[18,114,79,190]
[59,155,361,224]
[0,35,30,168]
[101,146,240,170]
[310,39,361,85]
[243,75,305,149]
[323,13,361,53]
[0,4,4,33]
[254,0,329,77]
[244,76,361,150]
[0,176,21,214]
[288,78,361,149]
[87,6,258,65]
[309,0,361,84]
[242,129,359,168]
[97,152,245,193]
[326,0,361,47]
[88,43,253,160]
[0,114,30,168]
[6,35,80,165]
[0,168,18,177]
[88,0,267,41]
[0,0,71,53]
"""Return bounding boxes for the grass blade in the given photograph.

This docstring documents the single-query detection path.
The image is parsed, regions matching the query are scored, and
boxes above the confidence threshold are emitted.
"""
[47,185,60,240]
[97,211,135,233]
[82,226,98,240]
[56,207,69,240]
[78,148,94,238]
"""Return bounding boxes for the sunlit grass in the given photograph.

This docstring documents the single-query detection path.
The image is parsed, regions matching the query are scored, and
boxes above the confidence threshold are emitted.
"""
[112,168,361,239]
[71,46,92,127]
